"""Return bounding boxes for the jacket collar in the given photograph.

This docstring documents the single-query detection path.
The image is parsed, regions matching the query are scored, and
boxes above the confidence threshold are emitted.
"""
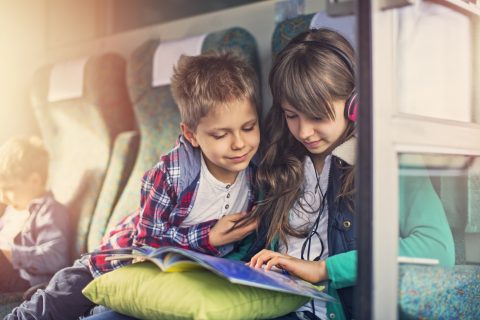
[28,191,53,214]
[331,136,356,166]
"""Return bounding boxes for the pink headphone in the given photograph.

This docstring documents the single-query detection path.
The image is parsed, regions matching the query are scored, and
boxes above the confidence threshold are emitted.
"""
[345,91,358,122]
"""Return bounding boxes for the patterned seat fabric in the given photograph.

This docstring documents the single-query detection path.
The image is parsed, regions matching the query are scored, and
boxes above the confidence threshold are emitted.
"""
[271,14,314,58]
[398,265,480,319]
[30,53,135,258]
[96,27,261,245]
[273,12,480,319]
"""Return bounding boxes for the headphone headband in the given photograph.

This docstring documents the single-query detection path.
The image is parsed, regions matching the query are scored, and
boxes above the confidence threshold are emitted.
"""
[295,40,355,77]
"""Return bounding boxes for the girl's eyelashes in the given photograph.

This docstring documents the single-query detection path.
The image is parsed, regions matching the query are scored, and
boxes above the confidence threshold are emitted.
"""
[284,113,297,119]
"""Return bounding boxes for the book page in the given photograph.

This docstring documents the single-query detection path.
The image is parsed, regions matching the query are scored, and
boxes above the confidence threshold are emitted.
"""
[154,247,335,302]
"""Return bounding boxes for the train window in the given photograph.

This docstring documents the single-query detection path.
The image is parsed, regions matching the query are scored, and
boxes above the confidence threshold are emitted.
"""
[397,153,480,319]
[398,153,480,265]
[364,0,480,318]
[396,2,473,122]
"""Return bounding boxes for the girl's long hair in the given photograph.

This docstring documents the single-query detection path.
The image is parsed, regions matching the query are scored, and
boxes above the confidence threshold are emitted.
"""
[239,28,356,249]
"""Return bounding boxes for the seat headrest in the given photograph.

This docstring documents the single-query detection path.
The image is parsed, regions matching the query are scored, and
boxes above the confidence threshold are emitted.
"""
[152,34,207,87]
[48,57,88,102]
[310,11,356,49]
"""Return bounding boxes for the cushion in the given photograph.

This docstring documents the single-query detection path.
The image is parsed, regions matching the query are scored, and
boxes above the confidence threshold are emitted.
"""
[83,262,310,320]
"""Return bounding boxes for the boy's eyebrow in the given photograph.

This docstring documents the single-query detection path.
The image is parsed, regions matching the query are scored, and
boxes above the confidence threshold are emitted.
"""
[208,118,258,132]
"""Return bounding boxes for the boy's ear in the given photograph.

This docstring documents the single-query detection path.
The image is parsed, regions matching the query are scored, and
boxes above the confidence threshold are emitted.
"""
[180,123,199,147]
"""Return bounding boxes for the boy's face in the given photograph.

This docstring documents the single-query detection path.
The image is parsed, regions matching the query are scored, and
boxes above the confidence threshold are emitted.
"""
[182,99,260,183]
[0,174,41,210]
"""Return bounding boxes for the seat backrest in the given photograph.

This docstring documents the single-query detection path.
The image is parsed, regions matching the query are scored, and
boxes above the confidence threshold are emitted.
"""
[30,53,134,258]
[90,27,260,245]
[272,12,355,58]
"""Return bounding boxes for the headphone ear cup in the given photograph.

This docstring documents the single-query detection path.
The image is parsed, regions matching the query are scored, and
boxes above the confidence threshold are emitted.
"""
[345,92,359,122]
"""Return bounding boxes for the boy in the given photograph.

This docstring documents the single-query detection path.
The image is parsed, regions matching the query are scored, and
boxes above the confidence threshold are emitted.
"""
[0,137,69,293]
[6,52,260,319]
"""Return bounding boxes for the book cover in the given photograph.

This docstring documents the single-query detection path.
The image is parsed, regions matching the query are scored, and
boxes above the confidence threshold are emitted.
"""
[93,246,336,302]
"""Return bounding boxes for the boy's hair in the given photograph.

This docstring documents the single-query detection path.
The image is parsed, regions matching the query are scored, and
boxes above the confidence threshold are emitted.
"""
[0,136,49,185]
[170,51,260,131]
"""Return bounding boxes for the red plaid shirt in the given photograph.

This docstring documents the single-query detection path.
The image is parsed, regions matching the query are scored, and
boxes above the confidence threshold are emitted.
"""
[89,137,257,276]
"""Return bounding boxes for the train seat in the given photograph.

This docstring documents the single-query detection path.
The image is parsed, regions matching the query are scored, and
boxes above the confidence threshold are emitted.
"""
[30,53,135,258]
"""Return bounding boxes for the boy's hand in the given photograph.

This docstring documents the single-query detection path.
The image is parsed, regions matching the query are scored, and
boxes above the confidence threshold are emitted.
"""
[209,212,257,247]
[248,249,328,283]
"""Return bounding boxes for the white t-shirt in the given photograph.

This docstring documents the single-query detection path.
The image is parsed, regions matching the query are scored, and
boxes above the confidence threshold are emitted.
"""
[0,206,30,250]
[278,155,331,319]
[182,154,251,226]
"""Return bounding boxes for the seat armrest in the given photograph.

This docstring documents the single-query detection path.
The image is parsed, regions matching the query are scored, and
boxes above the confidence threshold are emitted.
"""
[87,130,140,252]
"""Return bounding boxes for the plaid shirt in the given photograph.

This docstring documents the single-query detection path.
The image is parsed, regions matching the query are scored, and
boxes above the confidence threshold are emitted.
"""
[89,136,257,276]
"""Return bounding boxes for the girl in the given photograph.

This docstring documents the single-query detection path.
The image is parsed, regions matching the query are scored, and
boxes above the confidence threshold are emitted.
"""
[244,28,454,320]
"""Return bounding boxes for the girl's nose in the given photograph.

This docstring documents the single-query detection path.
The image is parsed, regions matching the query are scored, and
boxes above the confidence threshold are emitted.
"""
[298,119,314,140]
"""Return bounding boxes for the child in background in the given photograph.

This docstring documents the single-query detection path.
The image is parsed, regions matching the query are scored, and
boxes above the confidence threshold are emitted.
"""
[6,51,261,320]
[0,136,69,293]
[241,28,454,320]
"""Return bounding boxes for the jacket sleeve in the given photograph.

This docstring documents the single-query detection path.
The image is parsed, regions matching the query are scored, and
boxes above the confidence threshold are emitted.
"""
[398,174,455,266]
[133,161,220,255]
[11,202,70,274]
[325,250,357,289]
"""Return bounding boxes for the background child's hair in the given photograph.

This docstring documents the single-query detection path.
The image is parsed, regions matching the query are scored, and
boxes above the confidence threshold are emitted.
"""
[0,136,49,185]
[246,28,356,248]
[170,51,260,131]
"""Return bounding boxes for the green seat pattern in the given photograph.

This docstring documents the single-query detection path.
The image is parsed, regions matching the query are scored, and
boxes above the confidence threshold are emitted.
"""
[399,265,480,319]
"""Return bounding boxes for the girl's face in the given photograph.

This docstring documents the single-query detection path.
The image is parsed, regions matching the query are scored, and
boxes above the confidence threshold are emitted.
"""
[281,100,348,157]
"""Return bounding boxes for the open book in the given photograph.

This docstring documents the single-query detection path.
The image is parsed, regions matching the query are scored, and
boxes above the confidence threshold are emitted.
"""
[93,246,336,302]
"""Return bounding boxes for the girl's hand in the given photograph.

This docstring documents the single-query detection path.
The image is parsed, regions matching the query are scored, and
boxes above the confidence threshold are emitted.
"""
[248,249,328,283]
[209,212,257,247]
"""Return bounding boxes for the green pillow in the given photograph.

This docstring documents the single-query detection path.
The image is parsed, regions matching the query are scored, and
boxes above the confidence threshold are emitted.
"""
[83,262,309,320]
